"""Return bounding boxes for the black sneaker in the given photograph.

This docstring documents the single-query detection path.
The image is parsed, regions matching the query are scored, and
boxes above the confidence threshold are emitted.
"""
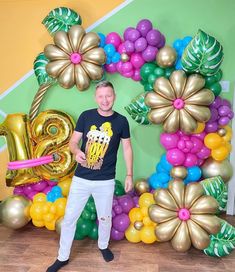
[99,248,114,262]
[46,259,69,272]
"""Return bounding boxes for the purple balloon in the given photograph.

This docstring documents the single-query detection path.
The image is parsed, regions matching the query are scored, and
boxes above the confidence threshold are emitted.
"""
[111,227,125,240]
[112,213,130,232]
[47,180,58,186]
[124,40,135,53]
[218,106,231,116]
[114,205,123,215]
[205,122,218,133]
[23,185,34,195]
[142,45,158,62]
[157,34,166,48]
[118,195,134,213]
[27,191,38,200]
[112,198,118,207]
[197,146,211,159]
[32,180,48,192]
[136,19,152,37]
[218,116,230,126]
[130,53,145,69]
[221,99,231,108]
[209,108,218,122]
[13,186,24,195]
[146,29,162,46]
[112,210,116,218]
[133,196,139,207]
[228,111,234,119]
[124,27,135,41]
[126,29,141,42]
[211,96,222,108]
[132,69,141,81]
[134,37,147,52]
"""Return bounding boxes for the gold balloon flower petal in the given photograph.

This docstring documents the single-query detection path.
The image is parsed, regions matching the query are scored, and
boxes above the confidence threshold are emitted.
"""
[185,89,215,105]
[44,44,69,60]
[68,25,85,52]
[148,204,177,224]
[169,70,187,98]
[54,31,73,54]
[155,217,181,242]
[154,77,176,100]
[81,61,104,80]
[58,64,75,89]
[147,106,174,124]
[190,195,219,214]
[190,214,221,234]
[79,32,100,54]
[171,221,191,252]
[182,74,205,100]
[46,59,71,78]
[184,104,211,123]
[168,180,185,208]
[145,92,172,109]
[179,109,198,133]
[82,48,106,65]
[184,182,204,209]
[153,189,179,211]
[163,109,180,133]
[74,65,90,91]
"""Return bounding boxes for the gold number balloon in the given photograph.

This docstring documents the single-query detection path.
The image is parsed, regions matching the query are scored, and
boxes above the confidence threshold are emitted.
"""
[0,110,76,186]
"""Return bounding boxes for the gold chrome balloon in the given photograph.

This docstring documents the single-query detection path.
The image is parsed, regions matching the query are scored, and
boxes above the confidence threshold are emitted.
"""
[145,70,215,133]
[134,220,144,230]
[149,180,221,252]
[201,157,233,183]
[44,25,106,91]
[0,195,31,229]
[170,166,187,180]
[217,128,226,137]
[156,45,177,68]
[121,53,129,62]
[134,179,149,195]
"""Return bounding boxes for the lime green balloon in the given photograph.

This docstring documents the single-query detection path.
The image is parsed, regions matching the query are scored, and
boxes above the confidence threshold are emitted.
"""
[140,63,156,81]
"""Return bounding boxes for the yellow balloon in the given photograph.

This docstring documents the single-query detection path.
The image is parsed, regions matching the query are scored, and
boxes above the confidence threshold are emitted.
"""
[143,216,153,226]
[32,219,45,227]
[125,224,141,243]
[140,206,148,217]
[54,198,67,217]
[204,133,222,149]
[139,193,155,208]
[140,226,157,244]
[42,202,52,214]
[30,203,44,221]
[33,193,47,203]
[43,213,55,223]
[193,122,205,134]
[50,203,57,214]
[45,219,56,231]
[211,145,229,161]
[129,207,143,223]
[222,126,232,142]
[58,177,72,197]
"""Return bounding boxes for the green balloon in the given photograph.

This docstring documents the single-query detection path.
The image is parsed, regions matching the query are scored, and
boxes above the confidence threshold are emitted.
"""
[74,230,85,240]
[140,63,156,81]
[165,67,175,78]
[81,209,92,220]
[144,82,153,92]
[86,201,97,214]
[90,213,97,221]
[209,82,222,96]
[148,74,158,85]
[76,218,93,237]
[88,223,98,240]
[214,69,223,82]
[154,67,165,77]
[114,184,125,196]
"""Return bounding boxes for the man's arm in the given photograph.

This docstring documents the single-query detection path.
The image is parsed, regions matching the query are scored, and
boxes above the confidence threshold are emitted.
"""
[69,131,86,164]
[121,138,133,192]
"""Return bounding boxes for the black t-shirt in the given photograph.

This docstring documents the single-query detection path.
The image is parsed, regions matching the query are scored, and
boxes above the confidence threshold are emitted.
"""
[74,109,130,180]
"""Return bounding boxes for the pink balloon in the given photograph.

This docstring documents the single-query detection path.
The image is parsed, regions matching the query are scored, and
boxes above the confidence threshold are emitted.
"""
[118,43,127,54]
[121,70,134,78]
[27,191,38,200]
[116,61,123,73]
[178,139,186,150]
[197,146,211,159]
[130,53,145,69]
[193,131,206,140]
[105,32,122,49]
[121,62,133,73]
[160,133,179,150]
[184,153,198,167]
[105,63,117,73]
[167,148,185,166]
[131,69,141,81]
[190,137,203,153]
[13,186,24,195]
[142,45,158,61]
[43,186,53,195]
[47,180,57,186]
[32,180,48,192]
[23,185,34,195]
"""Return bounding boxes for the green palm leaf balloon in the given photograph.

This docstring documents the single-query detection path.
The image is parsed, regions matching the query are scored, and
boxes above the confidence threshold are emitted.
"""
[42,7,82,35]
[181,29,224,76]
[200,176,227,214]
[125,93,151,125]
[204,219,235,257]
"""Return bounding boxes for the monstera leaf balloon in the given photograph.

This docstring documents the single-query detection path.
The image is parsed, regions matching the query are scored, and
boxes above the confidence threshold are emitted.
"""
[181,29,224,76]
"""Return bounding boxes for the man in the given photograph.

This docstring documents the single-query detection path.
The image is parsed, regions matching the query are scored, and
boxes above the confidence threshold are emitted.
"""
[47,81,133,272]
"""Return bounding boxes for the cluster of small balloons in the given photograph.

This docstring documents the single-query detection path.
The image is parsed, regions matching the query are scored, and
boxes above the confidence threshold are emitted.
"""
[13,179,57,200]
[172,36,192,69]
[161,130,211,167]
[204,69,223,97]
[205,96,234,133]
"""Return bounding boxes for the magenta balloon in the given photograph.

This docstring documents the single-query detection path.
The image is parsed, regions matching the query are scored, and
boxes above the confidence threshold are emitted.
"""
[124,27,135,41]
[111,227,125,240]
[43,186,53,194]
[184,153,198,167]
[32,180,48,192]
[13,186,24,195]
[105,32,122,49]
[124,40,135,53]
[132,69,141,81]
[190,137,203,153]
[142,45,158,62]
[23,185,34,195]
[185,140,193,150]
[105,63,117,73]
[218,116,230,126]
[122,71,134,78]
[47,180,57,186]
[118,195,135,213]
[118,43,127,54]
[160,133,179,150]
[27,191,38,200]
[130,53,145,69]
[127,29,141,42]
[121,61,133,73]
[167,148,185,166]
[146,29,162,46]
[197,146,211,159]
[205,122,218,133]
[112,210,116,218]
[218,106,230,116]
[193,131,206,140]
[112,213,130,232]
[114,205,123,215]
[136,19,153,37]
[134,37,148,52]
[116,61,123,73]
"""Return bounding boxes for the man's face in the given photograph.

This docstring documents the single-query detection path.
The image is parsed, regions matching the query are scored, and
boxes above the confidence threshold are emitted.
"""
[95,86,116,112]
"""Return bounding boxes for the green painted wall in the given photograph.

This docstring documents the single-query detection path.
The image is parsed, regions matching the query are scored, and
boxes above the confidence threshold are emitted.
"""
[0,0,234,183]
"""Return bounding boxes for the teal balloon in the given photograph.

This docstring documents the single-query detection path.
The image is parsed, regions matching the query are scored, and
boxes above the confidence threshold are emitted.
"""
[144,83,153,92]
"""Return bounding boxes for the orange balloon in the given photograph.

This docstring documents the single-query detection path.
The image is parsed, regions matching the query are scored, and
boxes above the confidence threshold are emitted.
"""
[211,146,229,161]
[204,133,222,149]
[193,122,205,134]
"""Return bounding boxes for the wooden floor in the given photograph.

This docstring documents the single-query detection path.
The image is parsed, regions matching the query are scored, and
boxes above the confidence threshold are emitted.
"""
[0,215,235,272]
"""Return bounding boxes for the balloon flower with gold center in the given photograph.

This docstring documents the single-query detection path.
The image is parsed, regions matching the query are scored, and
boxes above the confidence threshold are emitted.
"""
[145,70,215,133]
[149,180,221,252]
[44,25,106,91]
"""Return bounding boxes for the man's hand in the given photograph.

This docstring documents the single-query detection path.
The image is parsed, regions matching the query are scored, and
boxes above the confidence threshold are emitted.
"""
[75,150,86,164]
[124,176,133,192]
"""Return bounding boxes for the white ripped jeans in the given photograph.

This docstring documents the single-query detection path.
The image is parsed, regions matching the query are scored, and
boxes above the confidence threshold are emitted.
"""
[58,176,115,261]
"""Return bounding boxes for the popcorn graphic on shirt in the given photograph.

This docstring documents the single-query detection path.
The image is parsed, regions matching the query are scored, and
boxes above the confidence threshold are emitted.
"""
[81,122,113,170]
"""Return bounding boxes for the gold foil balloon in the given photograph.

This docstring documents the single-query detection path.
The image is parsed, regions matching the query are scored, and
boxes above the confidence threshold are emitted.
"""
[134,178,149,195]
[145,70,215,133]
[0,114,41,186]
[156,45,177,68]
[0,195,31,229]
[201,158,233,183]
[149,180,221,252]
[55,217,64,235]
[170,166,188,180]
[44,25,106,91]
